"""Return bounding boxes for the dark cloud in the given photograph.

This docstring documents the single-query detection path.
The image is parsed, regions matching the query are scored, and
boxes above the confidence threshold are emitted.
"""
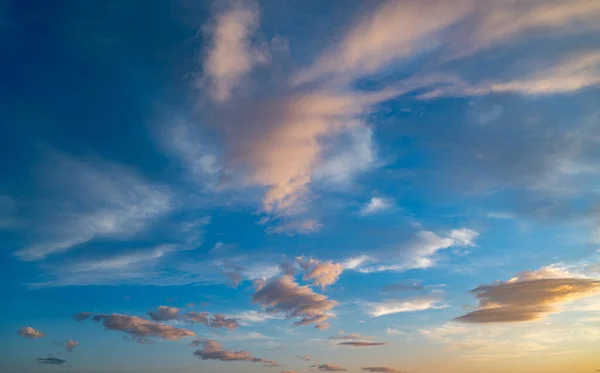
[18,326,45,339]
[362,367,403,373]
[37,357,66,365]
[311,364,347,371]
[73,312,93,322]
[252,275,337,327]
[76,312,195,342]
[148,306,180,321]
[193,339,279,367]
[337,342,388,347]
[456,274,600,323]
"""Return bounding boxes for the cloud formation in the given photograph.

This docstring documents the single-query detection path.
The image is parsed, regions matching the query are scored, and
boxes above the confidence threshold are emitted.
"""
[148,306,180,321]
[456,270,600,323]
[252,275,337,327]
[312,364,347,372]
[267,219,323,235]
[76,313,195,342]
[360,197,392,216]
[193,339,279,367]
[37,357,66,365]
[201,1,268,103]
[18,326,45,339]
[147,307,240,329]
[65,340,79,352]
[297,257,344,289]
[365,296,447,317]
[362,367,403,373]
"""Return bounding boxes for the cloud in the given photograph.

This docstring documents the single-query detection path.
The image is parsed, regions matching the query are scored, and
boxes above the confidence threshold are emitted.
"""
[235,310,280,323]
[65,340,79,352]
[201,1,268,103]
[193,339,279,367]
[298,355,312,361]
[267,219,323,235]
[148,306,180,321]
[297,257,343,289]
[14,155,171,261]
[423,50,600,98]
[312,364,347,372]
[385,327,406,336]
[342,255,373,270]
[358,228,478,273]
[214,89,399,214]
[73,312,93,322]
[364,296,448,317]
[456,269,600,323]
[337,341,388,347]
[294,0,473,84]
[359,197,393,216]
[252,275,338,327]
[362,367,404,373]
[147,307,240,329]
[315,323,330,331]
[76,313,195,342]
[17,326,45,339]
[37,357,66,365]
[383,282,424,292]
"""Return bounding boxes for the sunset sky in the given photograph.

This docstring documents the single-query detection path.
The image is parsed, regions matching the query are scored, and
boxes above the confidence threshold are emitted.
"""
[1,0,600,372]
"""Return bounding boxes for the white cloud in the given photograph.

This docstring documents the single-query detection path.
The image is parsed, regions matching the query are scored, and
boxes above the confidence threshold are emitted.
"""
[343,255,373,270]
[266,219,323,235]
[359,197,393,216]
[364,296,448,317]
[15,155,172,261]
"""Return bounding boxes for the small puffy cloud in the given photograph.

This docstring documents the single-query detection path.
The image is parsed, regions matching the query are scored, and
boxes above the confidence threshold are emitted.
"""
[148,306,180,321]
[18,326,45,339]
[252,275,338,327]
[297,257,343,289]
[193,339,279,367]
[298,355,312,361]
[362,368,404,373]
[65,340,79,352]
[364,296,448,317]
[337,341,388,347]
[359,197,392,216]
[208,314,241,330]
[37,357,66,365]
[77,313,195,342]
[312,364,347,372]
[456,269,600,323]
[201,2,268,103]
[267,220,323,235]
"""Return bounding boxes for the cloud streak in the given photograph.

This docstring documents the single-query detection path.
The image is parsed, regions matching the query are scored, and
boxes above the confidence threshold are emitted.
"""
[193,339,279,367]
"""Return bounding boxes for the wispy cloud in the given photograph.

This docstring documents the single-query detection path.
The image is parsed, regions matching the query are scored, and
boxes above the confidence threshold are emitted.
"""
[311,364,347,372]
[37,357,66,365]
[200,1,268,103]
[362,367,404,373]
[364,296,447,317]
[14,154,171,261]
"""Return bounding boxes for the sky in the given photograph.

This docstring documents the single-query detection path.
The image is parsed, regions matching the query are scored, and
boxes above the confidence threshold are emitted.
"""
[1,0,600,372]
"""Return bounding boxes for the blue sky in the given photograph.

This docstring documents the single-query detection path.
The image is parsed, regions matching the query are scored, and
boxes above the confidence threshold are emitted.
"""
[1,0,600,372]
